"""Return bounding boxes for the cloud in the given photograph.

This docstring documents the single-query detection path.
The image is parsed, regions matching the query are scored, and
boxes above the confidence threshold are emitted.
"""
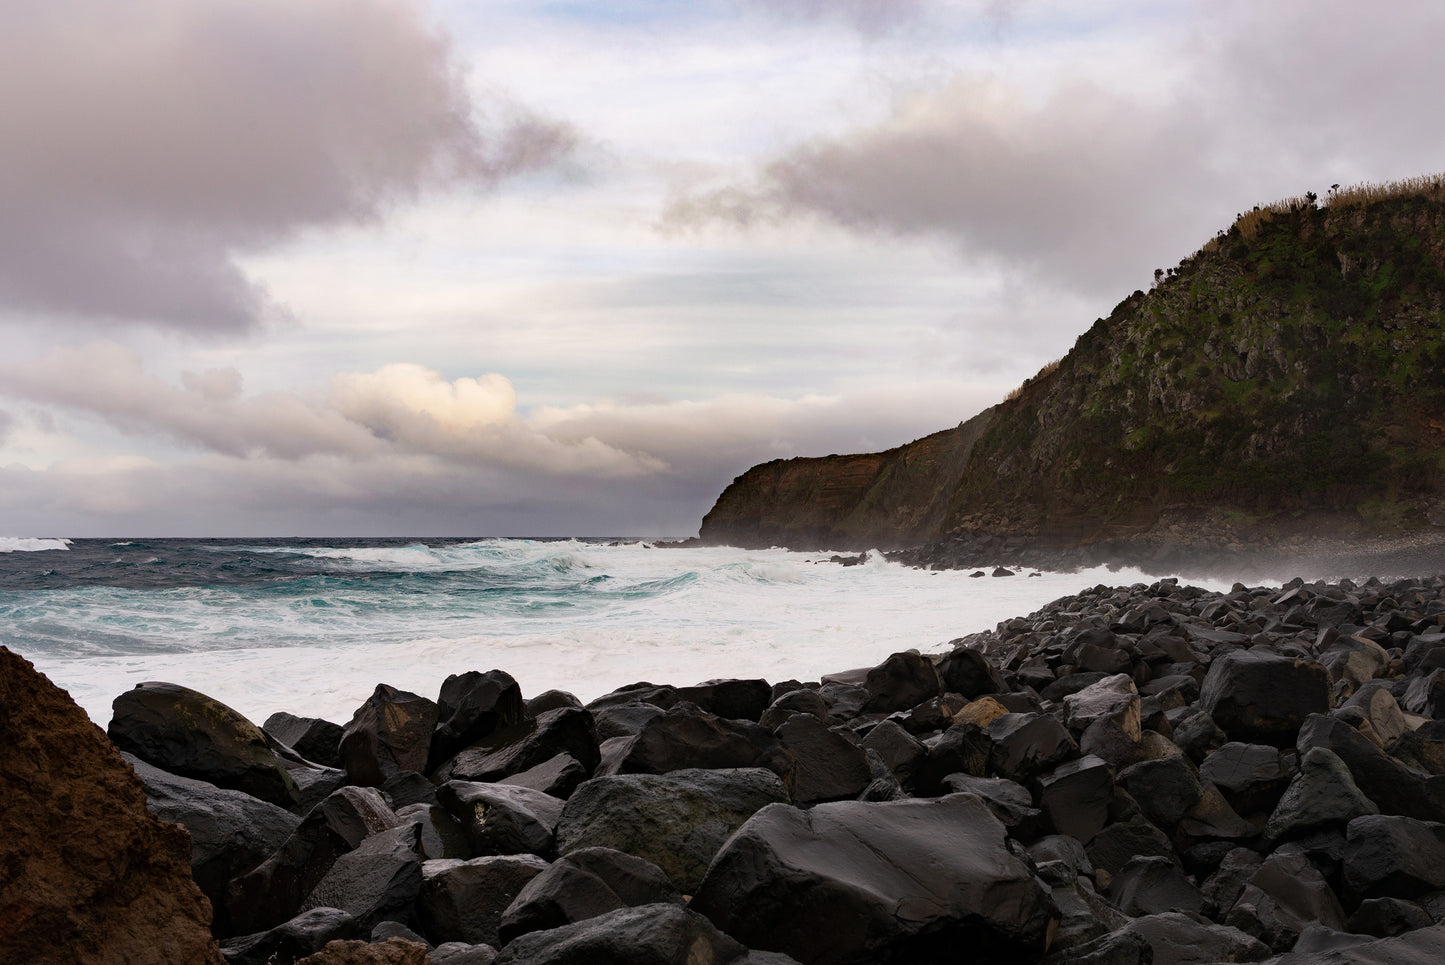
[745,0,930,32]
[665,1,1445,301]
[0,0,576,333]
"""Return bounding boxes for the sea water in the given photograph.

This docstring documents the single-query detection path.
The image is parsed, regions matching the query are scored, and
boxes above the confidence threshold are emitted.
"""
[0,537,1230,727]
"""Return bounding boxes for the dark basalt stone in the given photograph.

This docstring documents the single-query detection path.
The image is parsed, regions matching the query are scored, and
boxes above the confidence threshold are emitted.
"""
[220,907,358,965]
[417,854,549,948]
[1199,650,1331,747]
[1038,755,1114,844]
[340,684,439,788]
[496,846,680,945]
[299,823,424,935]
[436,707,600,784]
[429,670,525,772]
[676,678,774,722]
[526,689,583,716]
[1107,855,1203,917]
[264,712,345,769]
[494,903,749,965]
[1297,714,1445,822]
[1224,850,1347,952]
[592,700,667,741]
[691,793,1057,965]
[861,651,943,713]
[498,752,590,799]
[437,781,565,858]
[612,704,793,784]
[109,680,299,809]
[937,644,1004,698]
[1199,742,1290,816]
[1341,814,1445,902]
[775,713,871,806]
[554,767,787,893]
[1347,897,1434,938]
[1117,755,1202,830]
[859,718,925,786]
[986,712,1079,783]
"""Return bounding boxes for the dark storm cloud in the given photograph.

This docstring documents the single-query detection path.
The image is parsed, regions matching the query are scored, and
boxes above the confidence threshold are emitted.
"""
[0,0,576,333]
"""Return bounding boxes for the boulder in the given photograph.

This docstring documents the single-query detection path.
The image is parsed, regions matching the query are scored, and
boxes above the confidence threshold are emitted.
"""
[1101,912,1269,965]
[299,823,424,935]
[1224,850,1347,952]
[498,753,590,799]
[1347,897,1434,938]
[1199,649,1331,746]
[437,707,600,783]
[294,938,431,965]
[1263,922,1445,963]
[612,704,793,782]
[108,680,298,808]
[527,689,583,715]
[0,648,224,965]
[593,700,668,741]
[429,670,525,771]
[1062,674,1141,742]
[395,803,471,861]
[265,712,346,768]
[1265,746,1378,842]
[987,712,1079,783]
[437,781,564,858]
[125,753,300,934]
[555,767,787,893]
[1108,855,1204,917]
[859,718,925,786]
[495,903,748,965]
[1298,714,1445,821]
[1086,814,1176,877]
[1117,755,1202,830]
[431,943,499,965]
[497,846,680,944]
[417,855,548,947]
[226,786,400,935]
[1038,755,1114,844]
[691,794,1057,965]
[1198,742,1289,816]
[1386,719,1445,775]
[1172,711,1228,763]
[941,773,1041,832]
[759,689,830,730]
[677,678,774,722]
[221,907,358,965]
[911,721,993,792]
[340,684,439,787]
[1342,814,1445,902]
[775,714,871,806]
[937,645,1004,698]
[861,651,942,713]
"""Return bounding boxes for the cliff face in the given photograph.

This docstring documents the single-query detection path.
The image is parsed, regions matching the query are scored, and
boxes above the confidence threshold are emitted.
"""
[699,185,1445,558]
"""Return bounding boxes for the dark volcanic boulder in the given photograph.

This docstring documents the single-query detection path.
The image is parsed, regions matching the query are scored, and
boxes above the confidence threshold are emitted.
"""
[937,645,1004,698]
[497,846,681,944]
[677,678,774,722]
[0,648,224,965]
[613,704,794,783]
[775,713,871,806]
[437,780,564,857]
[429,670,525,771]
[436,707,600,783]
[691,793,1057,965]
[495,903,749,965]
[1038,755,1114,844]
[340,684,439,787]
[1199,742,1290,816]
[108,680,299,808]
[125,753,300,933]
[299,823,424,935]
[1199,649,1331,746]
[1264,746,1377,842]
[1263,922,1445,964]
[1298,713,1445,820]
[265,711,345,768]
[861,651,943,713]
[1341,814,1445,902]
[418,854,549,947]
[1117,755,1203,830]
[498,752,590,799]
[555,767,788,893]
[221,907,358,965]
[1224,850,1347,952]
[986,712,1079,783]
[226,786,400,935]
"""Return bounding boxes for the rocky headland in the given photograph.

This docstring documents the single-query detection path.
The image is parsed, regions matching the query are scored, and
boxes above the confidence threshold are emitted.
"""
[10,568,1445,963]
[695,178,1445,577]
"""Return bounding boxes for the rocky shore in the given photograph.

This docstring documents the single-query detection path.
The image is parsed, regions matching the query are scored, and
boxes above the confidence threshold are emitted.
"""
[8,572,1445,963]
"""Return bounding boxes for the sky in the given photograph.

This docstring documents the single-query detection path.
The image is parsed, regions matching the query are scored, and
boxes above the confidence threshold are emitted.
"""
[2,0,1443,537]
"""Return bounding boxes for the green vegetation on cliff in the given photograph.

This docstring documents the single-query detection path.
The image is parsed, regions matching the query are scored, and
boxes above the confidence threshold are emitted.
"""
[701,176,1445,554]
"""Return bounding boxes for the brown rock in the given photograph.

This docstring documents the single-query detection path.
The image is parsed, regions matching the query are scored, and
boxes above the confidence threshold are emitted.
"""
[0,646,224,965]
[296,937,431,964]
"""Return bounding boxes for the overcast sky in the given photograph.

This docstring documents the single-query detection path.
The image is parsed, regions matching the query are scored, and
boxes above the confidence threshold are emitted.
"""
[2,0,1442,537]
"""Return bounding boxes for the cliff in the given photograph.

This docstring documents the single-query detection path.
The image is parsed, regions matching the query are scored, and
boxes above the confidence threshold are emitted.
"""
[699,178,1445,567]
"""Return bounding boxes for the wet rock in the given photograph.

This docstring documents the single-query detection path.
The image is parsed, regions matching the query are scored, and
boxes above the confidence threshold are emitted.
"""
[1117,755,1202,830]
[395,802,471,861]
[1038,755,1114,844]
[498,752,589,799]
[1173,710,1228,763]
[987,712,1079,783]
[428,670,525,771]
[1108,855,1203,916]
[265,711,345,768]
[592,700,667,741]
[952,694,1012,729]
[1342,814,1445,902]
[1404,669,1445,719]
[380,770,439,810]
[816,681,870,722]
[1344,683,1411,747]
[1200,847,1264,920]
[760,689,830,730]
[1086,814,1176,877]
[859,718,925,786]
[527,689,583,716]
[940,773,1041,832]
[1199,649,1331,746]
[125,753,300,934]
[108,679,299,808]
[431,942,499,965]
[497,846,680,944]
[417,855,548,947]
[294,937,430,965]
[677,678,774,722]
[1265,922,1445,963]
[299,823,424,935]
[221,907,358,965]
[1064,673,1142,742]
[1298,714,1445,821]
[692,794,1057,965]
[495,903,748,965]
[555,767,787,893]
[1199,742,1289,816]
[860,651,943,713]
[1265,746,1379,842]
[437,781,564,858]
[1105,912,1269,965]
[1224,850,1346,952]
[227,786,401,936]
[340,684,439,788]
[1077,714,1148,769]
[437,706,600,784]
[1347,897,1434,937]
[0,648,224,965]
[937,644,1004,698]
[611,704,793,783]
[776,713,871,806]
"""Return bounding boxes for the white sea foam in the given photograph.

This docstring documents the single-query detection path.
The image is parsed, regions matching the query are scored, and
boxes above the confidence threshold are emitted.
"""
[15,541,1233,726]
[0,537,71,552]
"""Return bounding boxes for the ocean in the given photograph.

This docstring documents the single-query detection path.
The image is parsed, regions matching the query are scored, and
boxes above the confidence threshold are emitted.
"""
[0,536,1230,729]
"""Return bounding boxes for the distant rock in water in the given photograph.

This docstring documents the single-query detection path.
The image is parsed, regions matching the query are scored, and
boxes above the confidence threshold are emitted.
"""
[0,646,224,965]
[699,178,1445,573]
